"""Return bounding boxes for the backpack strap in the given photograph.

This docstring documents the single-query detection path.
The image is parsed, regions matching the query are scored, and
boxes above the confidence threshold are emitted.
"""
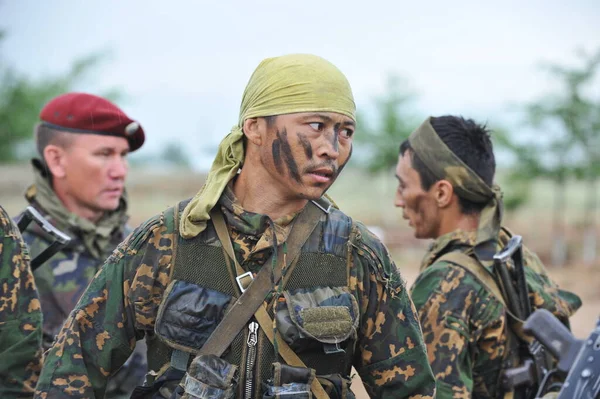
[436,251,507,308]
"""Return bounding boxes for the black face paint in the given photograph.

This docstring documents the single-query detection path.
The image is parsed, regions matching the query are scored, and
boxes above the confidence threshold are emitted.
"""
[277,129,301,183]
[297,133,313,159]
[272,139,283,174]
[331,123,341,152]
[338,144,352,175]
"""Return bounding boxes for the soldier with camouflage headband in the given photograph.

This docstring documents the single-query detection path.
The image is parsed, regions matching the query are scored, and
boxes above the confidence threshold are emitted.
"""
[19,93,147,398]
[35,54,436,399]
[395,115,582,399]
[0,205,43,398]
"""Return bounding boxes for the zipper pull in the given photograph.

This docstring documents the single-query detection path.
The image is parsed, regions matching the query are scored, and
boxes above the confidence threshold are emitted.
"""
[247,321,259,346]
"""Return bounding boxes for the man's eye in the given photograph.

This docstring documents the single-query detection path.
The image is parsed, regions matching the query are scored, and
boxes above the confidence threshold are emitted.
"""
[339,128,354,139]
[309,122,324,131]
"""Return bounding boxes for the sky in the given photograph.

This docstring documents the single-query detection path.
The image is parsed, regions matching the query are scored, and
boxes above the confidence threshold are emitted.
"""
[2,0,599,169]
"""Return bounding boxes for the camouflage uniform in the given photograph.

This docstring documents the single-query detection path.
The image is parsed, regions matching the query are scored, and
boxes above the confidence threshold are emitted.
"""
[21,164,147,399]
[410,228,582,399]
[0,205,43,398]
[35,185,436,398]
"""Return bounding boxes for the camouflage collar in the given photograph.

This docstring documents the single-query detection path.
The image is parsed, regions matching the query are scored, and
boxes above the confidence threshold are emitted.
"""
[25,159,129,259]
[219,183,298,262]
[420,229,477,271]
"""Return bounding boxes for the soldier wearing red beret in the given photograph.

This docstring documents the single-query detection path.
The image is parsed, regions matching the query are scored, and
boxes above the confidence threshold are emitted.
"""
[18,93,147,399]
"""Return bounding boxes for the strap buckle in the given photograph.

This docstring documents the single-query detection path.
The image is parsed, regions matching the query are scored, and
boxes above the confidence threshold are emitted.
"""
[236,271,254,293]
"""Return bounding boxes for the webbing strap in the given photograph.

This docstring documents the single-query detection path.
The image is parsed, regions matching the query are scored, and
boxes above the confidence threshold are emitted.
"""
[437,251,507,307]
[212,203,329,399]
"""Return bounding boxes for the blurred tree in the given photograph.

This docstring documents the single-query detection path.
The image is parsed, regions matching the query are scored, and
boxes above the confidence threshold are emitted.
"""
[502,49,600,265]
[0,30,114,162]
[355,75,420,173]
[160,142,193,170]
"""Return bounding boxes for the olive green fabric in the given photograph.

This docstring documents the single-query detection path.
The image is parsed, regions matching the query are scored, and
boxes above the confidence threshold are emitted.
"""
[408,117,503,265]
[179,54,356,239]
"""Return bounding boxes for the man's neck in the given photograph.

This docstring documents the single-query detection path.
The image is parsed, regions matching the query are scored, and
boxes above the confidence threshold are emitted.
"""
[437,212,480,238]
[232,168,308,221]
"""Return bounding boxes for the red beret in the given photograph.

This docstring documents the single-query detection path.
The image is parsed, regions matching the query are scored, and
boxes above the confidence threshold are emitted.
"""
[39,92,145,152]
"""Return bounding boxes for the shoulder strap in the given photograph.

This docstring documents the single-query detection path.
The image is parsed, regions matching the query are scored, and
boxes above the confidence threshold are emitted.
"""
[212,201,329,399]
[201,201,323,358]
[437,251,507,307]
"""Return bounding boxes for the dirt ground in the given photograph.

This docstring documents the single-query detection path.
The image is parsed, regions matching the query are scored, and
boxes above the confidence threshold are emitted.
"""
[1,165,598,398]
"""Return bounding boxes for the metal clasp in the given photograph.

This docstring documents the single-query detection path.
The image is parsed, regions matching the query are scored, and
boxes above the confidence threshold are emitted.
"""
[236,271,254,293]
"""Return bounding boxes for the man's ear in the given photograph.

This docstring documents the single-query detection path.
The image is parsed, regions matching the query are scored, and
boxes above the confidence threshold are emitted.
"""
[242,118,264,146]
[434,180,454,208]
[43,145,67,179]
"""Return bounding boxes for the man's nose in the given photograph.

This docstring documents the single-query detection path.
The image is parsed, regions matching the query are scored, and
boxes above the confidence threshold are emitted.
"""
[316,131,340,160]
[109,157,128,179]
[394,193,405,208]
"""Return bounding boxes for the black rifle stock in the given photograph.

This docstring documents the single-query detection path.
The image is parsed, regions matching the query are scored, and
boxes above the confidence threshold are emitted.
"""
[495,236,555,399]
[17,206,71,270]
[524,309,600,399]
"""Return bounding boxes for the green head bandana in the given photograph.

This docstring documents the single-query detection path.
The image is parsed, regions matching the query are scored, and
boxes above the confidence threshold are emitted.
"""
[179,54,356,238]
[408,117,504,264]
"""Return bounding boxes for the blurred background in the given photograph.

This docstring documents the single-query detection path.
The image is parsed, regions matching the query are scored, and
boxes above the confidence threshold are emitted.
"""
[1,0,599,394]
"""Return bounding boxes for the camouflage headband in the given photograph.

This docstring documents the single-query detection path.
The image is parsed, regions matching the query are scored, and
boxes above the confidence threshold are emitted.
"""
[408,117,504,262]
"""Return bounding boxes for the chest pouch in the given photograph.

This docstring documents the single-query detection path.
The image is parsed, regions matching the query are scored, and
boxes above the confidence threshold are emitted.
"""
[275,286,359,355]
[155,279,233,353]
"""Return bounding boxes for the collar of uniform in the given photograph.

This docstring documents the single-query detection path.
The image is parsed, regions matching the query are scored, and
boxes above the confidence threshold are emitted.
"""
[25,159,129,259]
[219,182,299,263]
[420,229,478,270]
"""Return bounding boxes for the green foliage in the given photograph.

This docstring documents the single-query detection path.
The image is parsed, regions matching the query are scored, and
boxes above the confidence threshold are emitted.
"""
[495,48,600,215]
[160,142,193,169]
[0,31,113,162]
[355,75,420,173]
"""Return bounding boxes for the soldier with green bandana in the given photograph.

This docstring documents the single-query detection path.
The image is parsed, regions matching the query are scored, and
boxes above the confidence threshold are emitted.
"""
[0,205,43,398]
[394,115,581,399]
[35,54,436,399]
[20,93,147,398]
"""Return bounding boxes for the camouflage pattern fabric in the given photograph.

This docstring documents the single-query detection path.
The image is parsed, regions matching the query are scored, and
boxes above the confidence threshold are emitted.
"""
[0,205,43,398]
[35,184,436,399]
[410,228,582,399]
[21,165,146,399]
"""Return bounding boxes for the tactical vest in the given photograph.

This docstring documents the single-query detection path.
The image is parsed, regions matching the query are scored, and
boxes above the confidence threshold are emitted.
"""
[145,200,359,398]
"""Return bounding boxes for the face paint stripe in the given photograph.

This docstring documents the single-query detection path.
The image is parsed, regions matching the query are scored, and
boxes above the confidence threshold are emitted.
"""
[272,139,283,173]
[297,133,313,159]
[278,129,302,183]
[338,144,352,174]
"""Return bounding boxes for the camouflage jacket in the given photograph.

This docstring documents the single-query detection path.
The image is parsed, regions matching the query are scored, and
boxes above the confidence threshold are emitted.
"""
[0,205,43,398]
[21,164,147,399]
[410,229,582,399]
[35,187,436,399]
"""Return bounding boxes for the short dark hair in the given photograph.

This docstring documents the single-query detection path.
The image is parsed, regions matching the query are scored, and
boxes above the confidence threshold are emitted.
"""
[35,123,75,157]
[399,115,496,215]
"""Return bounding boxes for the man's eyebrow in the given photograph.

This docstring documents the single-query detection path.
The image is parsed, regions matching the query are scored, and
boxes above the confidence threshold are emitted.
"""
[302,113,334,123]
[301,113,355,127]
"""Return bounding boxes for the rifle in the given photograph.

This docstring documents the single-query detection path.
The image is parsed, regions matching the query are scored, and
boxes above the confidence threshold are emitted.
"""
[17,206,71,271]
[494,236,555,399]
[524,309,600,399]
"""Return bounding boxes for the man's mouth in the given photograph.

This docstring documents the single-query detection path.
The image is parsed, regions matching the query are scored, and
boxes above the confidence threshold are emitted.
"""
[306,168,335,183]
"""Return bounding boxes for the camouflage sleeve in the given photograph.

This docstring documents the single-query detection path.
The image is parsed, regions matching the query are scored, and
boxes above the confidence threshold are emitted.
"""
[410,262,505,399]
[0,206,43,398]
[34,213,174,398]
[351,223,436,399]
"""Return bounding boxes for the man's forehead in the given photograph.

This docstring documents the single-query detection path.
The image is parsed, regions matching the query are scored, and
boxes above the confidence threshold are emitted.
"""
[70,133,130,150]
[397,152,418,178]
